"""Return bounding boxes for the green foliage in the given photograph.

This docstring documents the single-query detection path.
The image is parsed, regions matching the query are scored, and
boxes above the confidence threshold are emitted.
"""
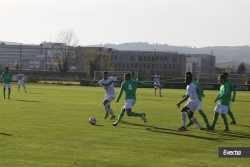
[237,62,246,74]
[1,83,250,166]
[83,50,115,78]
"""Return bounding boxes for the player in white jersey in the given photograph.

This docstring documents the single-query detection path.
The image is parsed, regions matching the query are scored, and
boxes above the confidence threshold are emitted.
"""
[176,76,204,130]
[91,71,123,119]
[154,71,162,97]
[18,70,26,93]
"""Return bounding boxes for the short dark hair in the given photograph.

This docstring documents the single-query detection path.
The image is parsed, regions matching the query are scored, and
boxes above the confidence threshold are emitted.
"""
[219,74,226,81]
[186,75,192,81]
[222,72,228,77]
[185,71,192,77]
[125,73,131,78]
[103,71,108,75]
[5,67,9,70]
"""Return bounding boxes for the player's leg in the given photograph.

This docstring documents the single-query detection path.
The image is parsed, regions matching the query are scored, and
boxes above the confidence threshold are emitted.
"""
[18,83,20,92]
[125,100,145,122]
[3,84,6,99]
[105,96,116,119]
[154,88,157,96]
[103,99,110,119]
[188,110,204,130]
[179,106,189,130]
[221,105,229,131]
[159,87,162,97]
[23,83,27,93]
[186,111,194,127]
[113,106,125,126]
[221,113,229,131]
[228,102,236,124]
[196,102,210,128]
[209,104,220,130]
[8,84,11,99]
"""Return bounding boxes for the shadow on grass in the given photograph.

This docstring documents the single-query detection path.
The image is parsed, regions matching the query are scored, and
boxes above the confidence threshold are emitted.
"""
[237,124,250,128]
[15,100,43,103]
[120,121,226,142]
[94,125,104,127]
[0,132,12,136]
[205,128,250,139]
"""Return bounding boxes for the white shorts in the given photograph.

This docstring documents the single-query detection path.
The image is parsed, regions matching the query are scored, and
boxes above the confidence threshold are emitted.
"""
[185,101,199,113]
[3,84,11,89]
[214,104,229,115]
[124,99,136,109]
[18,81,25,86]
[229,101,232,107]
[196,102,203,111]
[105,95,115,105]
[154,81,161,88]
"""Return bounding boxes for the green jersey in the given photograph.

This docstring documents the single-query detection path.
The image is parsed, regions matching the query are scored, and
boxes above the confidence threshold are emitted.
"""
[117,80,153,101]
[2,72,12,84]
[217,83,231,106]
[226,80,236,100]
[184,79,204,102]
[130,75,137,81]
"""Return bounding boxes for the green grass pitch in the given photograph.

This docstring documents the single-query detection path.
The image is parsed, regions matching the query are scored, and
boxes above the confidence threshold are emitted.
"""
[1,83,250,167]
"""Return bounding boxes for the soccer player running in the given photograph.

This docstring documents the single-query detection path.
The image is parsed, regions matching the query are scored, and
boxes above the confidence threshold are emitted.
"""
[130,71,137,81]
[223,72,236,124]
[1,67,12,99]
[183,72,210,129]
[91,71,123,119]
[113,73,160,126]
[18,70,27,93]
[154,71,162,97]
[176,75,204,130]
[209,74,230,131]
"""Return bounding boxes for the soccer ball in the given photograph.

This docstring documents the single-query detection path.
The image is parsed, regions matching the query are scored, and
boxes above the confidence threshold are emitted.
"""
[89,117,96,125]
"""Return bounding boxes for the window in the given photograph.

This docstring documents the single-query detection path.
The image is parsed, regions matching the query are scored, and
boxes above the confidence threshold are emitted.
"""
[173,64,175,69]
[165,57,167,60]
[123,55,125,62]
[115,56,117,61]
[127,63,129,68]
[148,64,150,68]
[135,64,137,68]
[152,64,154,68]
[164,64,166,68]
[177,64,179,69]
[144,64,145,68]
[139,64,141,68]
[123,63,125,68]
[131,64,133,68]
[152,57,154,61]
[160,64,162,69]
[148,56,150,61]
[177,71,179,76]
[119,63,121,67]
[156,56,158,60]
[139,56,141,61]
[173,71,175,76]
[160,57,162,60]
[144,56,146,61]
[152,71,154,75]
[173,57,175,62]
[111,55,113,60]
[131,56,133,61]
[119,55,121,61]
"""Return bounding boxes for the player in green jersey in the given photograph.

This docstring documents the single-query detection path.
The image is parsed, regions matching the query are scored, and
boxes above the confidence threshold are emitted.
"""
[113,73,160,126]
[1,67,12,99]
[209,75,231,131]
[223,72,236,124]
[183,72,210,129]
[130,71,137,81]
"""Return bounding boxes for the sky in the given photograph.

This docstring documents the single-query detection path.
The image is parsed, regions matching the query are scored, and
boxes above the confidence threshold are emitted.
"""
[0,0,249,48]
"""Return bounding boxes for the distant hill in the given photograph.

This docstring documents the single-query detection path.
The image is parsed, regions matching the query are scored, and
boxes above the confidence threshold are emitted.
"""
[89,42,250,63]
[216,62,250,68]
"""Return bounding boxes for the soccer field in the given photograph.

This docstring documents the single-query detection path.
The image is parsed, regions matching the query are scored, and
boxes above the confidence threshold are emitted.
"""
[1,83,250,167]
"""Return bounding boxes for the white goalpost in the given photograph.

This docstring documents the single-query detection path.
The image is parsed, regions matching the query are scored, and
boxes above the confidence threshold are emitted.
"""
[93,71,139,81]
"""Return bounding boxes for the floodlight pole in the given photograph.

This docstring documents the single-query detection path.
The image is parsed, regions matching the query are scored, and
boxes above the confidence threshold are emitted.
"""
[45,48,47,83]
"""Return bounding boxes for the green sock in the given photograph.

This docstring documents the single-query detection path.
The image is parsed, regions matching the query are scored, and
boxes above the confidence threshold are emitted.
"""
[8,89,11,97]
[200,112,210,126]
[117,111,125,122]
[3,89,5,97]
[186,111,193,123]
[212,115,219,126]
[228,110,236,122]
[128,112,142,117]
[223,116,228,128]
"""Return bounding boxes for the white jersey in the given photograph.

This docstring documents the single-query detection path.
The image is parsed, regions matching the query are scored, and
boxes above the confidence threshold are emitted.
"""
[154,75,160,83]
[18,74,25,82]
[186,83,199,102]
[97,77,117,96]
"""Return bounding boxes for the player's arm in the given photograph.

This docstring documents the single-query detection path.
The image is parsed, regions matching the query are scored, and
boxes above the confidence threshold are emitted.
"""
[10,73,12,81]
[232,84,236,102]
[177,96,189,108]
[116,77,123,83]
[115,83,124,103]
[91,81,100,87]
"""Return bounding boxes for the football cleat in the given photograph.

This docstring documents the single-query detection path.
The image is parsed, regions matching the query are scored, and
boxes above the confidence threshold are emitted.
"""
[208,125,215,130]
[141,113,146,123]
[178,126,187,131]
[109,115,116,119]
[200,127,205,130]
[159,95,163,97]
[8,97,10,100]
[113,121,119,126]
[3,97,5,99]
[223,127,229,131]
[205,125,211,130]
[104,113,109,119]
[186,122,194,127]
[229,121,236,124]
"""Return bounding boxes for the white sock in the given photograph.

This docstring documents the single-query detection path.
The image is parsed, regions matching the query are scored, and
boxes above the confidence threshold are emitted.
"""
[181,112,186,128]
[104,104,109,113]
[18,87,20,91]
[109,108,114,116]
[191,116,203,129]
[24,87,26,92]
[159,90,161,95]
[154,90,156,96]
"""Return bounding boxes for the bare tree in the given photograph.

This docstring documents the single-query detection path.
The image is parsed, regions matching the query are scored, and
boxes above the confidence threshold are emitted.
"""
[53,30,81,77]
